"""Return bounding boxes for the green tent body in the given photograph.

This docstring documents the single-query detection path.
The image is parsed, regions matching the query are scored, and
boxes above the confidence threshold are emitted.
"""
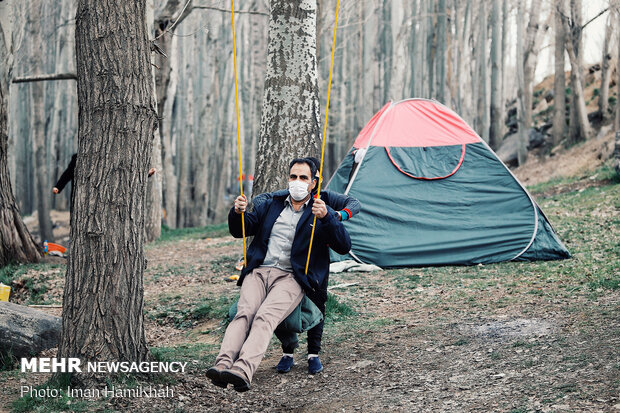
[327,99,570,267]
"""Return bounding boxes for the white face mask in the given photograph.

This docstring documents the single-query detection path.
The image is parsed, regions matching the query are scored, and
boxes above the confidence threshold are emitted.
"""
[288,180,310,201]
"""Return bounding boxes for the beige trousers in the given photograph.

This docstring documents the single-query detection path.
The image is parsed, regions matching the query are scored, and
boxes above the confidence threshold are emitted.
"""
[215,267,304,382]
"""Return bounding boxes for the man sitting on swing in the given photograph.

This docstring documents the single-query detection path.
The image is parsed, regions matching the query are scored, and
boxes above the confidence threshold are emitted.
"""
[253,156,361,374]
[207,158,351,392]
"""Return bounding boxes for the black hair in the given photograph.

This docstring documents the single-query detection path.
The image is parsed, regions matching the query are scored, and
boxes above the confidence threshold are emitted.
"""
[289,158,317,181]
[306,157,321,176]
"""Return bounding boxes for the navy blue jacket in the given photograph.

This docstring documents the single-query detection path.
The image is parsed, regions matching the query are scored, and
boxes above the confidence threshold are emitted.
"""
[228,191,351,294]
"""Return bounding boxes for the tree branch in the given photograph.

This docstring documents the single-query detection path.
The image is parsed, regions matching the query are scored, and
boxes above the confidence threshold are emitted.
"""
[12,73,77,83]
[191,6,268,16]
[582,7,609,30]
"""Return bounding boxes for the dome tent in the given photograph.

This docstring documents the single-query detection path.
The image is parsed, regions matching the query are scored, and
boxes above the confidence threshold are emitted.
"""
[327,99,570,267]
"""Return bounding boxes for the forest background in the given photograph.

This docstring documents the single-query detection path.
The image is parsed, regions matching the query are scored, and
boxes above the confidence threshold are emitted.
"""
[3,0,619,242]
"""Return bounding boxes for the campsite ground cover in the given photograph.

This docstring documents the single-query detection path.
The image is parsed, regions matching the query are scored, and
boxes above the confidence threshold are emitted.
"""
[0,174,618,412]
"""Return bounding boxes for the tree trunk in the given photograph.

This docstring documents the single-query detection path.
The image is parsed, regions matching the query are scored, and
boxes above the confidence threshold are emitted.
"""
[523,0,543,131]
[552,0,567,147]
[144,0,161,241]
[161,33,178,228]
[500,0,508,137]
[426,0,435,99]
[475,1,488,141]
[568,0,585,143]
[29,2,54,243]
[253,0,321,196]
[59,0,156,369]
[0,86,41,266]
[562,8,592,141]
[408,0,418,98]
[436,0,447,103]
[380,0,392,103]
[616,8,620,131]
[516,0,528,166]
[615,132,620,174]
[0,0,41,266]
[489,0,502,149]
[598,12,612,119]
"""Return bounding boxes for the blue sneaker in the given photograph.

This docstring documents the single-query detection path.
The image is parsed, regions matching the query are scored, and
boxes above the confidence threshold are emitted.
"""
[308,356,323,374]
[276,355,294,373]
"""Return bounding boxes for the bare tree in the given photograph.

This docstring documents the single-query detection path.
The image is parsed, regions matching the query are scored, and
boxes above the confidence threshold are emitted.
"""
[562,0,592,141]
[597,11,613,119]
[436,0,447,103]
[489,0,503,149]
[29,1,54,243]
[552,0,567,147]
[617,7,620,131]
[252,0,321,196]
[474,0,488,141]
[522,0,543,132]
[0,0,41,266]
[516,0,528,165]
[59,0,157,369]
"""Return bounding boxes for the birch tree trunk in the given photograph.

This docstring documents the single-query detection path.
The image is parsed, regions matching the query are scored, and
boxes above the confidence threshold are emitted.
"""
[552,0,567,146]
[0,0,41,266]
[597,12,612,119]
[59,0,156,368]
[253,0,320,196]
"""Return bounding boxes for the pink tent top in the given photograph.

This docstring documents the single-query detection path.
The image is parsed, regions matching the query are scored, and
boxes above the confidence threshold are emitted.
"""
[353,99,481,148]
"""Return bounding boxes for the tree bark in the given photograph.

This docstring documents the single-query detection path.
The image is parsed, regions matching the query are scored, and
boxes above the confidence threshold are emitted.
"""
[426,0,435,99]
[616,8,620,131]
[516,0,528,166]
[161,33,178,228]
[29,1,54,243]
[253,0,321,196]
[59,0,156,368]
[489,0,502,149]
[436,0,447,103]
[562,8,592,141]
[552,0,567,147]
[567,0,585,143]
[144,0,161,241]
[1,73,41,267]
[0,0,40,267]
[522,0,543,132]
[153,0,192,230]
[597,12,612,119]
[475,1,488,141]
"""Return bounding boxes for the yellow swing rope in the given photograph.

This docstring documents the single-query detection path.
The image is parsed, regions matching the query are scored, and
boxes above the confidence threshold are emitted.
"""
[230,0,247,267]
[305,0,340,274]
